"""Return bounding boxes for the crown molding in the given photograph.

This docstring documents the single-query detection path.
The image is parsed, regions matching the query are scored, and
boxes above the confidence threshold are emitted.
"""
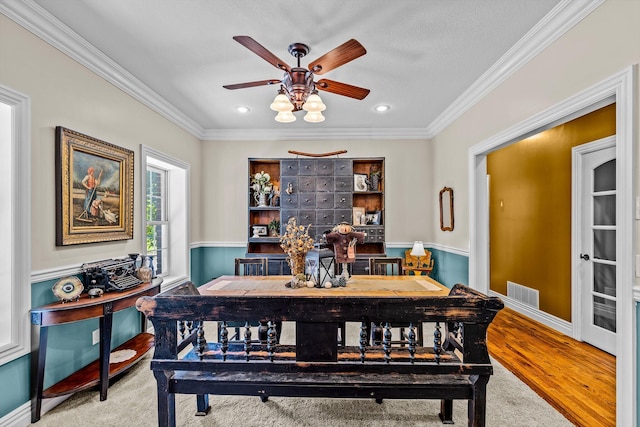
[426,0,606,137]
[0,0,204,137]
[1,0,604,142]
[200,127,431,141]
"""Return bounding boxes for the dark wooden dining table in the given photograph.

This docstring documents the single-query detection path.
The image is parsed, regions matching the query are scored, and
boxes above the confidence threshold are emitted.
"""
[199,275,450,361]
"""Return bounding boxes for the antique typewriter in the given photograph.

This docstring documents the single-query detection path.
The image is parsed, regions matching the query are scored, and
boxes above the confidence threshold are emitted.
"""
[82,257,142,292]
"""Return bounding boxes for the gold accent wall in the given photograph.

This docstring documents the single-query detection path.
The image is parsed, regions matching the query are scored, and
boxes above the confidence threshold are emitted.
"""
[487,104,615,321]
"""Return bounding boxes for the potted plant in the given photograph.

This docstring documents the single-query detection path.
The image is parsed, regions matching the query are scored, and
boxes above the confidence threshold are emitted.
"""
[268,219,280,237]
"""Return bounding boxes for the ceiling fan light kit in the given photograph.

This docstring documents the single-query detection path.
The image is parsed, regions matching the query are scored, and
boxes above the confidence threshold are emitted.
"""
[303,111,325,123]
[275,110,296,123]
[224,36,369,123]
[303,91,326,112]
[270,89,294,112]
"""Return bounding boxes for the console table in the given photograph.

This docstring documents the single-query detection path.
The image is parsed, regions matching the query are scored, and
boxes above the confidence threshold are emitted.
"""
[30,279,162,422]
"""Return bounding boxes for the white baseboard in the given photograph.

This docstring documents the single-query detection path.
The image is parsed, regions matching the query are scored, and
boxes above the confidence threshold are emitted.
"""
[489,290,573,337]
[0,395,70,427]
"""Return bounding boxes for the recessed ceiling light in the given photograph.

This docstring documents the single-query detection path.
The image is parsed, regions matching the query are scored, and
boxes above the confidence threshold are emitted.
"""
[374,104,390,112]
[235,106,251,113]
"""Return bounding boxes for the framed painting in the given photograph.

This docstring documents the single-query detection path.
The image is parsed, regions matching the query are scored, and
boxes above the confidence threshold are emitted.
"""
[55,126,134,245]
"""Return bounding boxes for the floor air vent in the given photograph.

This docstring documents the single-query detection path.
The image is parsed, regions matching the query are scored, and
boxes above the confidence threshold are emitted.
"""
[507,281,540,309]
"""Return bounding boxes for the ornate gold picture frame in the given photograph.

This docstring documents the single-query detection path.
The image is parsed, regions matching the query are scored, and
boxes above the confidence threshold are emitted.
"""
[55,126,134,245]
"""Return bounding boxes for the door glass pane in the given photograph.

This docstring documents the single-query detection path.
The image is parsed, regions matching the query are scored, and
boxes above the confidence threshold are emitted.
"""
[593,159,615,192]
[593,296,616,333]
[593,262,616,297]
[593,195,615,226]
[593,229,616,261]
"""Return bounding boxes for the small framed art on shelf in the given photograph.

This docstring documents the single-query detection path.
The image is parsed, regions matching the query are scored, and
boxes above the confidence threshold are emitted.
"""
[354,173,368,192]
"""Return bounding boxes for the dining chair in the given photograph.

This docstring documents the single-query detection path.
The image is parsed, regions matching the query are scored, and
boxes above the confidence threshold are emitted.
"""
[369,257,403,275]
[369,257,424,346]
[402,248,435,276]
[235,257,268,276]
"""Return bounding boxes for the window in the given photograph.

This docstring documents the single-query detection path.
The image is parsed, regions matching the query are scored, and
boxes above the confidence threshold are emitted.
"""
[146,166,168,275]
[0,84,31,366]
[141,146,189,289]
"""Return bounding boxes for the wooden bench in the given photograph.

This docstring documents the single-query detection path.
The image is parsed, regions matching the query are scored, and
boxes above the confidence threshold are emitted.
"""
[136,281,503,427]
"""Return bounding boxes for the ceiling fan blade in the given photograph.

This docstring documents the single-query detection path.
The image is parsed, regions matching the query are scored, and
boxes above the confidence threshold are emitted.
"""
[316,79,370,100]
[223,79,281,90]
[233,36,290,72]
[308,39,366,75]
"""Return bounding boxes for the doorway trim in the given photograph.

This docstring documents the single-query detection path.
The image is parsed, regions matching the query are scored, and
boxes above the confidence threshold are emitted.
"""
[468,66,636,425]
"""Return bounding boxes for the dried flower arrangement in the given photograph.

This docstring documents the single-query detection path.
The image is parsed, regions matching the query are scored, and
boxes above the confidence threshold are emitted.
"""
[279,217,314,278]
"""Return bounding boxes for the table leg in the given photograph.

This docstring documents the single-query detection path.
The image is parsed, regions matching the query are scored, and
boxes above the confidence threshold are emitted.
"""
[99,303,114,401]
[296,322,338,361]
[30,324,48,423]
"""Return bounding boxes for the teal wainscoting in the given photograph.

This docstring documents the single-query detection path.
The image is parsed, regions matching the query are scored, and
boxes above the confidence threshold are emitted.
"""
[386,247,468,289]
[191,246,247,286]
[0,352,30,418]
[426,248,469,289]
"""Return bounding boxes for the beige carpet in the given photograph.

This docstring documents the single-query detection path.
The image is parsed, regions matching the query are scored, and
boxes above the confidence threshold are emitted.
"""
[31,323,573,427]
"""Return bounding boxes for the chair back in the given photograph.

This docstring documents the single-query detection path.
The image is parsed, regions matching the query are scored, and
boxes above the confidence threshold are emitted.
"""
[369,257,403,275]
[403,249,434,270]
[234,257,268,276]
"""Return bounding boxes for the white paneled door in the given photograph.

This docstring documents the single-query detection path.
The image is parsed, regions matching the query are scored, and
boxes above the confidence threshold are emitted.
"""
[575,138,616,355]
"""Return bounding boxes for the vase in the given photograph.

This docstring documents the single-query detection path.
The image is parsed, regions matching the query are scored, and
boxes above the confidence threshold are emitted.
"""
[289,253,307,276]
[136,255,152,282]
[147,255,156,278]
[254,192,268,207]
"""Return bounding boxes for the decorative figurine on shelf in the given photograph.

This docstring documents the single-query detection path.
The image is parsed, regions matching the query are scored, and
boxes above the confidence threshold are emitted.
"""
[52,276,84,303]
[368,164,382,191]
[325,222,365,280]
[270,185,280,207]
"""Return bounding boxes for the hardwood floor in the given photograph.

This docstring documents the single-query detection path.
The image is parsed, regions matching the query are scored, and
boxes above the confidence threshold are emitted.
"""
[487,307,616,427]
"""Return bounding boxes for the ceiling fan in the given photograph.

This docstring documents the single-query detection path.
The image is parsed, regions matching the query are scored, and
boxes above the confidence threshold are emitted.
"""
[223,36,370,122]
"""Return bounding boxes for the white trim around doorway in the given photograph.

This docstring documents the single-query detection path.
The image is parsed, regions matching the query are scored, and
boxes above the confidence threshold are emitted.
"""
[468,65,637,427]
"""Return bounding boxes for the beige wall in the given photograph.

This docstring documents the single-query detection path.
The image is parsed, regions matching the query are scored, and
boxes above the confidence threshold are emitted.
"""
[200,139,431,245]
[431,0,640,256]
[0,15,202,271]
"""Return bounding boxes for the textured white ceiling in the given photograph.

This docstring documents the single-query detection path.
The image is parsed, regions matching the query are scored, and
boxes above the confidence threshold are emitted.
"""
[19,0,564,138]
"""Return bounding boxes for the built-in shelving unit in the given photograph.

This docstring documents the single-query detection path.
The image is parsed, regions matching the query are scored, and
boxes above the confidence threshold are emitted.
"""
[247,157,386,274]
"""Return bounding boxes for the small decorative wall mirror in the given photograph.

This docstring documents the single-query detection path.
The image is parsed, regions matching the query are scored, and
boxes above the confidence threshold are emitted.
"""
[439,187,454,231]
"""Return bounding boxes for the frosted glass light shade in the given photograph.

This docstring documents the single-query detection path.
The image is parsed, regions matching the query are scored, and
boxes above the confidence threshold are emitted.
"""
[410,241,426,257]
[302,93,326,112]
[270,93,294,112]
[275,110,296,122]
[303,111,325,123]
